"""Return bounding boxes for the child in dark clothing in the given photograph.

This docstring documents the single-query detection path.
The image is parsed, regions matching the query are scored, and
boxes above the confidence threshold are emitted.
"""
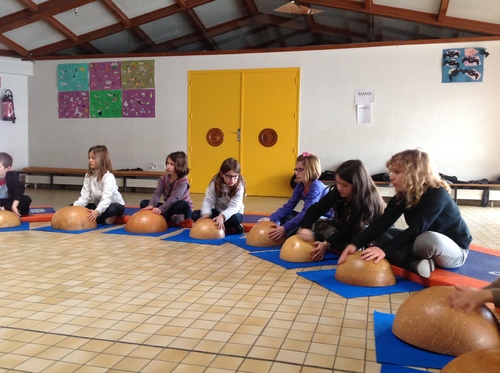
[0,152,31,216]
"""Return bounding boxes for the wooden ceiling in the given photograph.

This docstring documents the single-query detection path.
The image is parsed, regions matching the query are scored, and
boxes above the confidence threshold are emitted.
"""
[1,0,499,60]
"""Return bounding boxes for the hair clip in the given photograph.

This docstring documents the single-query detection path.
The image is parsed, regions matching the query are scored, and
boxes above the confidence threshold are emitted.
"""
[302,152,311,157]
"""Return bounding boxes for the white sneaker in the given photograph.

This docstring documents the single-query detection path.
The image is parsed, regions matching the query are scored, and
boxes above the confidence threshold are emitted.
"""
[104,216,116,225]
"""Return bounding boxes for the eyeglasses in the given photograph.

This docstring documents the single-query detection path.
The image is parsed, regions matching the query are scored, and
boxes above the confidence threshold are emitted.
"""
[294,168,304,173]
[224,174,239,180]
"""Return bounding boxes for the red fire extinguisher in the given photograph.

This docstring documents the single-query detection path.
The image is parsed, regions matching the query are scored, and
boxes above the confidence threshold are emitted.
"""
[2,90,16,123]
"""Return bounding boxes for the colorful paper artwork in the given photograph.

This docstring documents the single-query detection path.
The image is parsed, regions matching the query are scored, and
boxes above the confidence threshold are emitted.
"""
[89,90,122,118]
[89,61,122,90]
[58,91,90,118]
[57,63,89,92]
[121,60,155,89]
[122,89,155,118]
[57,60,155,119]
[442,47,489,83]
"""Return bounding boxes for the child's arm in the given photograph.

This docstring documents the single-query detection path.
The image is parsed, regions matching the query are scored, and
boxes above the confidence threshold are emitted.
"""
[281,181,325,233]
[200,181,217,217]
[145,176,165,208]
[158,177,190,213]
[73,174,92,207]
[269,184,303,223]
[219,184,244,222]
[6,171,26,204]
[94,173,119,215]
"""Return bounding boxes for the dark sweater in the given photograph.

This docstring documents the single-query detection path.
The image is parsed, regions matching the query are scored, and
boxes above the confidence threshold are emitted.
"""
[300,187,361,249]
[351,187,472,253]
[0,171,26,202]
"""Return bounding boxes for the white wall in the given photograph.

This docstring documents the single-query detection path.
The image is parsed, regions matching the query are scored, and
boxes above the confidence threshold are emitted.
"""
[27,40,500,181]
[0,57,33,169]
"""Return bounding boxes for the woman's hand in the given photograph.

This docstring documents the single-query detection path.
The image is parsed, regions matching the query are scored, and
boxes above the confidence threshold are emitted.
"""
[448,286,493,313]
[142,205,153,211]
[268,225,286,240]
[258,217,270,222]
[310,241,328,262]
[87,209,99,222]
[338,244,357,264]
[360,246,386,263]
[213,215,225,230]
[297,228,314,242]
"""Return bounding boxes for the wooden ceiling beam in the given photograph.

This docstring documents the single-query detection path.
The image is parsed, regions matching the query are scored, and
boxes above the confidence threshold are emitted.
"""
[0,34,29,57]
[100,0,130,26]
[44,17,78,43]
[307,0,500,35]
[0,0,97,33]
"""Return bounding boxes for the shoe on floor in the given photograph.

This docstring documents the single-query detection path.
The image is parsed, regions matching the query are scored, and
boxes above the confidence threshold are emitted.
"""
[411,258,435,278]
[227,224,244,235]
[104,216,116,225]
[171,214,184,225]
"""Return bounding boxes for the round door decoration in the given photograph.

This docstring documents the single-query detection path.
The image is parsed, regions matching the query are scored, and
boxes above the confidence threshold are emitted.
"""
[259,128,278,147]
[206,128,224,147]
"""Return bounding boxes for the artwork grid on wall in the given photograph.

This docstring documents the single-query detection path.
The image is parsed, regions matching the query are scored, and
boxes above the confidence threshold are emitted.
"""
[57,60,155,119]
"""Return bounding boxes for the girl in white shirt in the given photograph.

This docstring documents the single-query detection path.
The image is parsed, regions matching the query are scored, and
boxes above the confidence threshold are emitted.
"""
[191,158,245,235]
[73,145,125,225]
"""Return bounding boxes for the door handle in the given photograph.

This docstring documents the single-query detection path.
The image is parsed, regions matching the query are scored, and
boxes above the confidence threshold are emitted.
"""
[231,128,240,142]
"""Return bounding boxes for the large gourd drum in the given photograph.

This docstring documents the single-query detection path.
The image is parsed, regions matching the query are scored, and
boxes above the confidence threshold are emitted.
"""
[441,348,500,373]
[280,235,314,262]
[247,221,287,247]
[0,210,21,228]
[190,219,225,239]
[392,286,500,356]
[335,250,396,286]
[51,206,97,231]
[125,210,168,233]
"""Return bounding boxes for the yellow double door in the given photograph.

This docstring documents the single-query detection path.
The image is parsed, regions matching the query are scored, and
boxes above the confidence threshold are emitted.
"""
[188,68,300,197]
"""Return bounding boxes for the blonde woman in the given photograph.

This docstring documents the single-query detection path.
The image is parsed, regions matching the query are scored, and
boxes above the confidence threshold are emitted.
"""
[339,149,471,278]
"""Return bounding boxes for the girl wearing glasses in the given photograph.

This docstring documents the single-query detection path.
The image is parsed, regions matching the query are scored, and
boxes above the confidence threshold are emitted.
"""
[191,158,246,235]
[298,159,385,262]
[260,152,327,240]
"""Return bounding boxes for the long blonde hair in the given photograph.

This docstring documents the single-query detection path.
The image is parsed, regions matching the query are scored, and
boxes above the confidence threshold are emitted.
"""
[387,149,449,207]
[87,145,113,181]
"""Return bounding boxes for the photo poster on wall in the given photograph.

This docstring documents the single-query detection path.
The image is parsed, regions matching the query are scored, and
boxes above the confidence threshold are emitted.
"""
[442,47,489,83]
[57,60,155,118]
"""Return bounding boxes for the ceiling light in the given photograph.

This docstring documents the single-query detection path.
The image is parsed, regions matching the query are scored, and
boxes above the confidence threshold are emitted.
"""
[274,1,323,15]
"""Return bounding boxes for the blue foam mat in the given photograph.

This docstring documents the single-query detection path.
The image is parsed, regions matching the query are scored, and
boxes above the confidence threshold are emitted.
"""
[443,249,500,282]
[381,365,424,373]
[28,207,56,214]
[374,311,454,369]
[33,224,112,234]
[223,234,283,252]
[250,250,339,269]
[297,269,424,298]
[0,222,30,231]
[103,226,180,237]
[161,229,227,245]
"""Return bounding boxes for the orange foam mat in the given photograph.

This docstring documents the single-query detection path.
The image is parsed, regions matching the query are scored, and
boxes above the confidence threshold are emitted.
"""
[392,244,500,288]
[20,206,56,223]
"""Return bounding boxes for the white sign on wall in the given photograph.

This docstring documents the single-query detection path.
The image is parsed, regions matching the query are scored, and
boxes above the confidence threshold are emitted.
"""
[354,89,375,104]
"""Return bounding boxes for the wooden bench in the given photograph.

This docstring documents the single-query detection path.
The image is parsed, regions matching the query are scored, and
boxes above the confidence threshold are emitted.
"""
[21,167,164,192]
[320,180,500,206]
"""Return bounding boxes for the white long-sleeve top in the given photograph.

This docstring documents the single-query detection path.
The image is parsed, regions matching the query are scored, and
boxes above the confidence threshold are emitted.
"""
[73,171,125,215]
[201,181,244,221]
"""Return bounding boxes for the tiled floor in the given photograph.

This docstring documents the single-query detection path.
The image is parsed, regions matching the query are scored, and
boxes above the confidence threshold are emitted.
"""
[1,188,500,373]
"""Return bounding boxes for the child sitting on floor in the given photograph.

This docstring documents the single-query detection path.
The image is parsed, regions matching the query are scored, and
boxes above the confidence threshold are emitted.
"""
[73,145,125,225]
[140,151,193,225]
[0,152,32,216]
